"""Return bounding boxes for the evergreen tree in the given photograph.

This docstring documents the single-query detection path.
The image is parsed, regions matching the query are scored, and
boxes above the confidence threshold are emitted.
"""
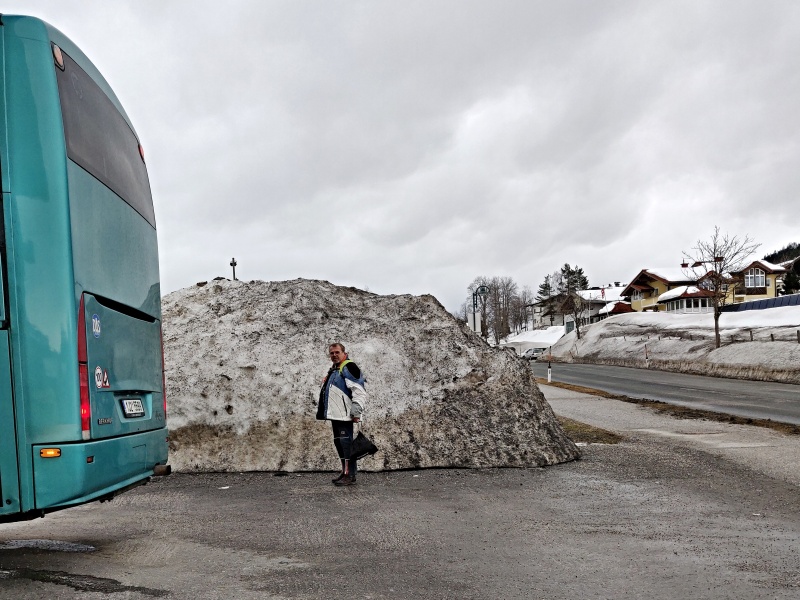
[763,242,800,264]
[536,275,553,301]
[783,269,800,294]
[558,264,589,294]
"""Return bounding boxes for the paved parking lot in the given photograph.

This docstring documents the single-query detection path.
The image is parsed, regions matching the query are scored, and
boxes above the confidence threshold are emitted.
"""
[1,387,799,599]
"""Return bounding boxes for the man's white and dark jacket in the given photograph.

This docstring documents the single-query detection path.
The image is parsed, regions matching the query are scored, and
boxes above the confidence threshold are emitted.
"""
[317,360,366,421]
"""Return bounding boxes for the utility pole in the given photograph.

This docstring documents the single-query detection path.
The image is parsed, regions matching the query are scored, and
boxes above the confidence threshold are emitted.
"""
[230,257,237,280]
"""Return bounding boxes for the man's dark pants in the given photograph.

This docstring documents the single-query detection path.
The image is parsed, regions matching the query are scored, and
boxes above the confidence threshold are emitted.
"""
[331,420,357,476]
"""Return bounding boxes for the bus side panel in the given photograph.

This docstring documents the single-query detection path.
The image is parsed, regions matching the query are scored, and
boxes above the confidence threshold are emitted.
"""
[0,22,8,194]
[0,330,21,516]
[33,426,167,509]
[4,20,80,512]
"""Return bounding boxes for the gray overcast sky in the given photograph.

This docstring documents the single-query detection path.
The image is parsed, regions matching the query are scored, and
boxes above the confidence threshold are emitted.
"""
[6,1,800,311]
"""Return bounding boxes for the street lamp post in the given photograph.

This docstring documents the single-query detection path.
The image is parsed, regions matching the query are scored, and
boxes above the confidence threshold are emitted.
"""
[471,285,489,334]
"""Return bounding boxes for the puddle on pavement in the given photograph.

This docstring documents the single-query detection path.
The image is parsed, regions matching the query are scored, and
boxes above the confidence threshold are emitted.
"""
[0,568,168,596]
[0,539,96,552]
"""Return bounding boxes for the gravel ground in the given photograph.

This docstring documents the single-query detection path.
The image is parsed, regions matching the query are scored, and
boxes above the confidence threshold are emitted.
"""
[1,387,799,599]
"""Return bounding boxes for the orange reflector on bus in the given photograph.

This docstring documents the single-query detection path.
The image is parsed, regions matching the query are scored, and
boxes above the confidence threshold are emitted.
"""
[138,143,145,163]
[40,448,62,458]
[52,44,65,70]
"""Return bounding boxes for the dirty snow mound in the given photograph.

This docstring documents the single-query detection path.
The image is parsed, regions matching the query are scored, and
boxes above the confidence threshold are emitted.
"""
[163,279,579,472]
[549,309,800,383]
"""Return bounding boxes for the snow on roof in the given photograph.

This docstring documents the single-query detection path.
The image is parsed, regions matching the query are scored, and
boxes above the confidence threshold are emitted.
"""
[643,268,696,283]
[598,300,631,314]
[747,259,786,272]
[658,286,702,302]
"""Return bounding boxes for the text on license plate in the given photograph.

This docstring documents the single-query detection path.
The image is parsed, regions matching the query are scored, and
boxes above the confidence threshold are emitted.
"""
[121,398,145,418]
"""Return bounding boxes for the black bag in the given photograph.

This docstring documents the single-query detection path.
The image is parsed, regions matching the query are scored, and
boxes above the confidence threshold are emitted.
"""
[351,431,379,461]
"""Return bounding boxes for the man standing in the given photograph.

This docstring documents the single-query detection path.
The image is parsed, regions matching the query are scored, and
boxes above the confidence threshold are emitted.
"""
[317,343,366,486]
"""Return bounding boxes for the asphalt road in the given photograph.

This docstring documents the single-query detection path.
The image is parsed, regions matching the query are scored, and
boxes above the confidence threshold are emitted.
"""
[531,361,800,424]
[1,391,800,599]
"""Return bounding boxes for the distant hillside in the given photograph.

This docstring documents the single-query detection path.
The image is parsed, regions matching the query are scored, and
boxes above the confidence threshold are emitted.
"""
[764,242,800,264]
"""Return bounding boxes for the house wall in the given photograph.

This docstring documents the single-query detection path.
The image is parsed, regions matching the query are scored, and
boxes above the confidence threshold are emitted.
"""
[531,305,565,328]
[631,280,670,312]
[726,272,782,304]
[626,267,786,314]
[739,273,781,301]
[663,298,713,313]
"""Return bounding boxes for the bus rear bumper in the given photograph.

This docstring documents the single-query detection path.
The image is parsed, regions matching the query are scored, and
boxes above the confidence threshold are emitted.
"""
[32,427,169,510]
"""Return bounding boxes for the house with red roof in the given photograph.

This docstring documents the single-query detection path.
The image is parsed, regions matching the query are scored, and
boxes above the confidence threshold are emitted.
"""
[621,262,787,313]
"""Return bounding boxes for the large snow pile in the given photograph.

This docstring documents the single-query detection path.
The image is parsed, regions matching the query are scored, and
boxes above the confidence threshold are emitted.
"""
[549,307,800,383]
[162,279,580,473]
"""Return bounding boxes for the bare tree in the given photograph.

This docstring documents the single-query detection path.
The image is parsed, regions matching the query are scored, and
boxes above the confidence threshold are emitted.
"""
[451,300,469,324]
[510,285,534,332]
[559,292,589,339]
[479,276,508,344]
[682,226,761,348]
[467,276,523,342]
[467,277,491,339]
[490,276,517,342]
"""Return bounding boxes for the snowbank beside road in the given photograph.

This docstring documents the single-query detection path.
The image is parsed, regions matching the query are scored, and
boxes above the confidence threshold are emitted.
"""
[163,279,580,473]
[501,326,565,355]
[548,307,800,383]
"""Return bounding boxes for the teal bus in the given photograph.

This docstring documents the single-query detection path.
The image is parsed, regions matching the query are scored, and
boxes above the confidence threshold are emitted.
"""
[0,15,169,523]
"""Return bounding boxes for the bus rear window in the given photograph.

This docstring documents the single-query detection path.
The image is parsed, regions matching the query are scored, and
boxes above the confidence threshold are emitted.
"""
[55,49,156,227]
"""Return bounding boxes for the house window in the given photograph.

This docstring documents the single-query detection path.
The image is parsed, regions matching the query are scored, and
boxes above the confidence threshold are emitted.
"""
[745,268,765,288]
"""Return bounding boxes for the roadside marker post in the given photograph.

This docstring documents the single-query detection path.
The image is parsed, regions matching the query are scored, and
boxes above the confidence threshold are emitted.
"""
[547,361,552,383]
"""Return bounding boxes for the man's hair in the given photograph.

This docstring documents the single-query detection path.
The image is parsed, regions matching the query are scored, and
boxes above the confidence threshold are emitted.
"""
[329,342,346,353]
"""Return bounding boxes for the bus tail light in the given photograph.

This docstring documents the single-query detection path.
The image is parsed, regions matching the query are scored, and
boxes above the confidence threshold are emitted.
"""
[77,295,87,363]
[79,364,91,439]
[78,294,90,440]
[160,326,167,418]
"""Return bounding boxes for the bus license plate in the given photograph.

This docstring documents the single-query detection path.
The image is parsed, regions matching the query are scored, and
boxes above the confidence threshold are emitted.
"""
[121,398,145,418]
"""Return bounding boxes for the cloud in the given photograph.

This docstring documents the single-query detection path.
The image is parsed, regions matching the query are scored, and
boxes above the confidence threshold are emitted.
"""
[8,0,800,310]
